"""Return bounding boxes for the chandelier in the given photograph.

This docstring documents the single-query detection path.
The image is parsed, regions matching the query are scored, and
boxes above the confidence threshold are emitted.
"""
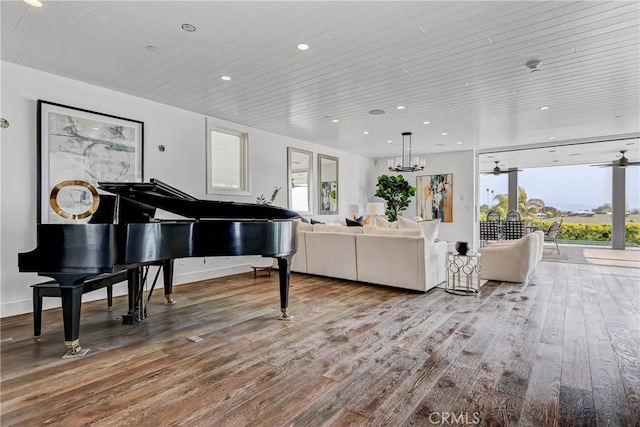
[387,132,425,172]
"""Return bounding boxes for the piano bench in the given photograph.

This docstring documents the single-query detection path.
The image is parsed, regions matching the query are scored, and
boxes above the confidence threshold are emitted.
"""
[31,271,128,338]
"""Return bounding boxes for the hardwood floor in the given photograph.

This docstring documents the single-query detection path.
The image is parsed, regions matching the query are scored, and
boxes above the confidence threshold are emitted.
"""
[1,261,639,426]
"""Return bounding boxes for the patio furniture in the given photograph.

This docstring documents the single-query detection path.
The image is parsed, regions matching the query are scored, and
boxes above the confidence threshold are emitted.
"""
[544,220,563,254]
[506,210,521,221]
[502,220,526,240]
[487,210,501,221]
[479,220,501,246]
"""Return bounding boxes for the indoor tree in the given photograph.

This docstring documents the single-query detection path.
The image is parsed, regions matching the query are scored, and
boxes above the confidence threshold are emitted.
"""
[374,174,416,221]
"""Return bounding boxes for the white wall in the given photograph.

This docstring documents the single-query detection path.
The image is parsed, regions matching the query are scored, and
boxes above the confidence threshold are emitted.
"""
[371,151,477,246]
[0,61,374,317]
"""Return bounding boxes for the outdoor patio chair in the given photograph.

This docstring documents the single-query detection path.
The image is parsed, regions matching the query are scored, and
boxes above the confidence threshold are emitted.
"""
[502,220,526,240]
[506,210,521,221]
[487,210,501,221]
[479,220,501,246]
[544,220,562,254]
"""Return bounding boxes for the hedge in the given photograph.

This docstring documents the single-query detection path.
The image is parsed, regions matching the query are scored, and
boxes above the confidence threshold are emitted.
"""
[531,220,640,246]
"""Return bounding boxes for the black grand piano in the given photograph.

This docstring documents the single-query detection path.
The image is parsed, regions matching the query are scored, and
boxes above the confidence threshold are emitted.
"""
[19,179,298,355]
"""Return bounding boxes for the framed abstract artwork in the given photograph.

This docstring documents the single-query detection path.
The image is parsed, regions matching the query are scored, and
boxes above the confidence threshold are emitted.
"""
[416,173,453,222]
[38,100,144,223]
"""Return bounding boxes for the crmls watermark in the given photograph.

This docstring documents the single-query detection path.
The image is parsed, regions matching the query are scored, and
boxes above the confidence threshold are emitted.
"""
[428,411,481,425]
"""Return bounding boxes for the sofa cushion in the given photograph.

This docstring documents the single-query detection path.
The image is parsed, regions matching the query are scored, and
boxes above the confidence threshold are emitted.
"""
[363,226,423,237]
[313,224,363,234]
[297,222,313,232]
[306,232,358,281]
[398,216,440,243]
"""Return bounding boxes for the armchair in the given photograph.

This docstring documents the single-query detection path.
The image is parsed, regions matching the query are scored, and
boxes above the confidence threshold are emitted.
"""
[478,231,543,284]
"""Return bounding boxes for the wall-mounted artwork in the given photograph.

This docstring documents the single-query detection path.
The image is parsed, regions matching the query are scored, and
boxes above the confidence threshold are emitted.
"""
[38,100,143,223]
[318,153,338,215]
[417,173,453,222]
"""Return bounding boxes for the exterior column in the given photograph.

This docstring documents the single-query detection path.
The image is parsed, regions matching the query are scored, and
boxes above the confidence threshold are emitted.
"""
[612,166,626,249]
[508,169,519,212]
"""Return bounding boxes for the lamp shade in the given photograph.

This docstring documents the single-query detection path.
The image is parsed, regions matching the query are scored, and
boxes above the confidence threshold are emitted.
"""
[366,202,385,216]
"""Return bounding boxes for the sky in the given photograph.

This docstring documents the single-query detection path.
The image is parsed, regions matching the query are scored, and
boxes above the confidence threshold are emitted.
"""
[480,164,640,212]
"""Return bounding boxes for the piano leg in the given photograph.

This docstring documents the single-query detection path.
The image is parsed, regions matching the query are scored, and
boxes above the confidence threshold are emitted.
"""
[123,267,143,324]
[163,259,176,304]
[48,274,90,357]
[276,256,293,320]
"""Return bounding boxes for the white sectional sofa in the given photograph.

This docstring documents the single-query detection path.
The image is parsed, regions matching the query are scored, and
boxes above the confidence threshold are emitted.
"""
[288,222,447,292]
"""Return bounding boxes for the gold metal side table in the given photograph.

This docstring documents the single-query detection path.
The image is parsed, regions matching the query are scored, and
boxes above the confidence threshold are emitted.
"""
[445,252,481,296]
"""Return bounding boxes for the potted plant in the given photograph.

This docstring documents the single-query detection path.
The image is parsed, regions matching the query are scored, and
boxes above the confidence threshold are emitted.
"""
[374,174,416,221]
[256,186,282,205]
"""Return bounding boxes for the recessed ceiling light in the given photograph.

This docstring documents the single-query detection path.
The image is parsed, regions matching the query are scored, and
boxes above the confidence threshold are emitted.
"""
[387,140,392,143]
[363,131,369,135]
[332,119,339,123]
[221,75,232,81]
[441,132,448,136]
[456,141,462,145]
[181,23,197,32]
[297,43,309,51]
[396,105,405,110]
[423,121,430,125]
[548,136,556,140]
[23,0,43,7]
[369,109,386,115]
[539,106,550,110]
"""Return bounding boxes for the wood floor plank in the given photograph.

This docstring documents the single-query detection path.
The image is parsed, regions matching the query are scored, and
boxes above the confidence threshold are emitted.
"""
[2,260,639,426]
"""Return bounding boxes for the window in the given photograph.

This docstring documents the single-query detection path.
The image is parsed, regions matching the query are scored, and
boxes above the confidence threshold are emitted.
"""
[206,122,249,195]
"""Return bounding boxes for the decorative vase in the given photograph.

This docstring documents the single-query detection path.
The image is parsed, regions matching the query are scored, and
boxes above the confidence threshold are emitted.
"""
[455,241,469,255]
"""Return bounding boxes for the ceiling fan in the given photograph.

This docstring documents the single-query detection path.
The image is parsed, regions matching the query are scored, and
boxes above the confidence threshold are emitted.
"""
[591,150,640,168]
[481,161,521,175]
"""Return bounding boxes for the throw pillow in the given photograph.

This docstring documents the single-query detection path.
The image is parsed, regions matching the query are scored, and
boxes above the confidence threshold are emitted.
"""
[397,216,440,243]
[353,214,371,225]
[346,216,364,227]
[375,214,399,229]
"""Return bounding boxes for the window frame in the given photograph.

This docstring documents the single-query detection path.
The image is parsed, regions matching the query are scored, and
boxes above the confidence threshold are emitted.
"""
[205,121,250,196]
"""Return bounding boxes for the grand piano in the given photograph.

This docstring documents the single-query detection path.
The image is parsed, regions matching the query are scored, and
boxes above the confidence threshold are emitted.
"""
[19,179,299,356]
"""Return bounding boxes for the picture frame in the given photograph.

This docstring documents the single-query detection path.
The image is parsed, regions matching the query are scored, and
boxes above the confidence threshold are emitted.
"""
[38,100,144,224]
[318,153,338,215]
[416,173,453,222]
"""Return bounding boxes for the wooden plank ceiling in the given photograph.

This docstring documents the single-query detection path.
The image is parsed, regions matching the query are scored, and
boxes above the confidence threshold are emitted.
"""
[1,1,639,169]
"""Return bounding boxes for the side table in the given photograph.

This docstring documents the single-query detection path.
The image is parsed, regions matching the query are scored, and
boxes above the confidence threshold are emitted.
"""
[445,252,481,296]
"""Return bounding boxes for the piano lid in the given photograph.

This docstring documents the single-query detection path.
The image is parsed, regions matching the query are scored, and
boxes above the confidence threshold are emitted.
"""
[98,179,300,221]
